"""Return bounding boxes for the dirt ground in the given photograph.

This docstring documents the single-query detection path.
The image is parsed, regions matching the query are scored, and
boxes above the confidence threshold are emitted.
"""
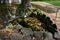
[49,11,60,30]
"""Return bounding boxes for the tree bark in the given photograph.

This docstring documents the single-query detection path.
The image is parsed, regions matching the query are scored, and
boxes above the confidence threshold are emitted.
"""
[0,0,1,4]
[21,0,31,8]
[3,0,6,4]
[16,0,31,18]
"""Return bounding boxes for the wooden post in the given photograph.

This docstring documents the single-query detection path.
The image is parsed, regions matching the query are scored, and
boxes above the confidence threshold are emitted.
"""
[55,8,59,23]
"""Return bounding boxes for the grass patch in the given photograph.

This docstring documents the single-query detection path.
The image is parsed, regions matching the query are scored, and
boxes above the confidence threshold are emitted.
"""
[44,1,60,6]
[32,1,60,6]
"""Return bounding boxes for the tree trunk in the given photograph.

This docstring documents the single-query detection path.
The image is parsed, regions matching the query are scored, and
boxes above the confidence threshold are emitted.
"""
[0,0,7,4]
[21,0,31,8]
[3,0,6,4]
[0,0,1,4]
[17,0,31,18]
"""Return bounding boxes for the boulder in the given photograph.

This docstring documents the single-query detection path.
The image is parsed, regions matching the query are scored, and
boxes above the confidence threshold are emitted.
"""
[44,32,54,40]
[10,32,23,40]
[21,28,33,36]
[33,31,44,38]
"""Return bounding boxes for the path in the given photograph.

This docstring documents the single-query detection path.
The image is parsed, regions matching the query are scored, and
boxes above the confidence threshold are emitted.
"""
[49,10,60,30]
[31,1,60,30]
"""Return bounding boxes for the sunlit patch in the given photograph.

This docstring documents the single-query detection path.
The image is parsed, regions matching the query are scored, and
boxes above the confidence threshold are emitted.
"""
[9,0,12,3]
[24,15,27,18]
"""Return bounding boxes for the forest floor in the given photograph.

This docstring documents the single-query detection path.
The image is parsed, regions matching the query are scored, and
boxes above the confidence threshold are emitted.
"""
[31,1,60,30]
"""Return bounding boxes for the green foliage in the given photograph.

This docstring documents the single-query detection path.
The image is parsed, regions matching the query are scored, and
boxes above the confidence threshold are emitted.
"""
[32,0,60,1]
[32,0,60,6]
[45,1,60,6]
[0,5,8,28]
[0,5,7,13]
[10,9,57,34]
